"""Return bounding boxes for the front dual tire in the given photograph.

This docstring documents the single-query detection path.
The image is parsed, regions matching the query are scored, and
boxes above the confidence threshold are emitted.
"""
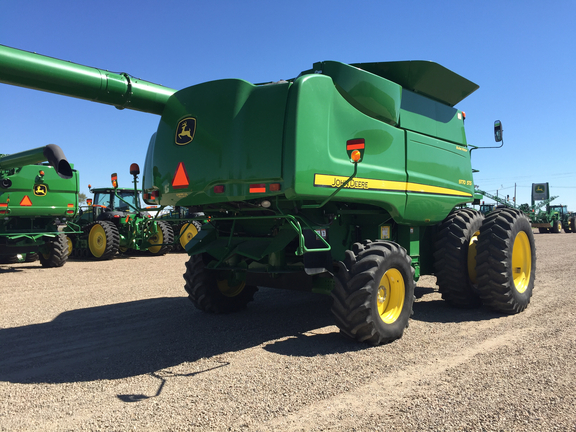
[435,207,536,315]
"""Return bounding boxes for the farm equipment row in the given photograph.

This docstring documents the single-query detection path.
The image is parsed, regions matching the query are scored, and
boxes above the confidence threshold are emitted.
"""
[1,45,538,345]
[477,182,574,233]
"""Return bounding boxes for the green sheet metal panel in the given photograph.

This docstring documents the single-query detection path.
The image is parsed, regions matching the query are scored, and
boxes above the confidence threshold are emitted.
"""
[404,131,474,222]
[304,61,402,126]
[284,74,408,221]
[144,79,290,206]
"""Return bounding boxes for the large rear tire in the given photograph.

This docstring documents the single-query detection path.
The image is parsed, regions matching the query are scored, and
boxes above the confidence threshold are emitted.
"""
[87,221,119,260]
[476,208,536,314]
[39,234,69,268]
[551,219,562,233]
[183,254,258,313]
[148,221,174,255]
[434,208,484,308]
[331,240,415,345]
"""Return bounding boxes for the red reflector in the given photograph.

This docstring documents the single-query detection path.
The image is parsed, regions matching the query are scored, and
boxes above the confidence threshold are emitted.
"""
[250,184,266,193]
[66,210,74,214]
[20,196,32,206]
[0,203,7,214]
[214,185,225,194]
[150,190,159,199]
[172,162,190,189]
[113,215,120,218]
[346,138,365,150]
[269,183,281,192]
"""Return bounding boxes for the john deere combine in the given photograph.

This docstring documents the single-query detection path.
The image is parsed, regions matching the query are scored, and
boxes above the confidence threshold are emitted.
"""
[0,45,537,345]
[0,144,79,267]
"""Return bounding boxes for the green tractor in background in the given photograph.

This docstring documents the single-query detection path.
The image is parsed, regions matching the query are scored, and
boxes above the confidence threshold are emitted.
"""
[67,164,174,259]
[0,45,538,346]
[0,144,80,267]
[528,183,575,233]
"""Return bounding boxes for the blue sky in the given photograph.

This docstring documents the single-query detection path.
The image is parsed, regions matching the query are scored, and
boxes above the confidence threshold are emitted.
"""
[1,1,575,210]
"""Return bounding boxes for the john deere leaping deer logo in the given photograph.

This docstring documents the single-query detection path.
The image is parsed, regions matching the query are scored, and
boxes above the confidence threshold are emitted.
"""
[535,185,545,193]
[34,184,47,196]
[175,117,197,145]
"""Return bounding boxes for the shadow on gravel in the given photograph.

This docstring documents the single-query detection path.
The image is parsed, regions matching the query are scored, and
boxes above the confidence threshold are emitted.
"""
[413,285,503,324]
[0,284,505,385]
[0,288,345,384]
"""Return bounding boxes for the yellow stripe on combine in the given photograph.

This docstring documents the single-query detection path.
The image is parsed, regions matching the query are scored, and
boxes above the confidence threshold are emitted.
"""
[313,174,472,198]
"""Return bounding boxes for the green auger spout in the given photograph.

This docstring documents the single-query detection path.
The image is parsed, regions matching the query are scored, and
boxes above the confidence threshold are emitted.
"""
[0,45,176,115]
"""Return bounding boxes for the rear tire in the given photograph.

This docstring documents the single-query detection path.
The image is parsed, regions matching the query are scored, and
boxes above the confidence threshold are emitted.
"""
[39,234,69,268]
[551,220,562,233]
[148,221,174,255]
[183,254,258,313]
[86,221,119,260]
[434,208,484,308]
[476,208,536,314]
[331,240,415,345]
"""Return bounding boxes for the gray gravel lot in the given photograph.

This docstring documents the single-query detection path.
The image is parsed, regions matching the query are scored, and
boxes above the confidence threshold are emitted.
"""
[1,232,575,431]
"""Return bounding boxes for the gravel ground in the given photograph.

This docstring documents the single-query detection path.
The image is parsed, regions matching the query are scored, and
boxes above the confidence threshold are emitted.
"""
[1,232,575,431]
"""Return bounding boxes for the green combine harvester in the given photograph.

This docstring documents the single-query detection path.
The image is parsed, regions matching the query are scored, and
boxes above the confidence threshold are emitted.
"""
[0,45,537,345]
[0,144,80,266]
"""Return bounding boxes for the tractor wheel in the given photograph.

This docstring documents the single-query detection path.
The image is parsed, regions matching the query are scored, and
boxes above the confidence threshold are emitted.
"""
[148,221,174,255]
[65,236,74,257]
[571,217,576,234]
[331,240,415,345]
[39,234,69,268]
[538,227,549,234]
[175,221,202,252]
[24,252,39,262]
[0,255,21,264]
[476,208,536,314]
[183,253,258,313]
[86,221,120,260]
[434,208,484,308]
[551,220,562,233]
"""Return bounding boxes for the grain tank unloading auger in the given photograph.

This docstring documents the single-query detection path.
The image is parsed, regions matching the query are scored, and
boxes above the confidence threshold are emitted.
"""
[0,45,537,345]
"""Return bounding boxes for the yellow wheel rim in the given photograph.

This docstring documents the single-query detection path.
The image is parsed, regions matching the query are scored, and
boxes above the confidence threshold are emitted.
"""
[148,227,164,254]
[217,278,245,297]
[66,236,73,256]
[512,231,531,293]
[89,224,107,258]
[467,230,480,284]
[377,268,405,324]
[180,223,199,249]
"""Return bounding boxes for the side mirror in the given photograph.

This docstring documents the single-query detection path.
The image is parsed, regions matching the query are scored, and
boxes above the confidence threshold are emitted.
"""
[494,120,503,142]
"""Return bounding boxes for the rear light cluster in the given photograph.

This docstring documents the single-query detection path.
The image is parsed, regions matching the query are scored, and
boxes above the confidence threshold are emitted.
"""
[213,183,282,194]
